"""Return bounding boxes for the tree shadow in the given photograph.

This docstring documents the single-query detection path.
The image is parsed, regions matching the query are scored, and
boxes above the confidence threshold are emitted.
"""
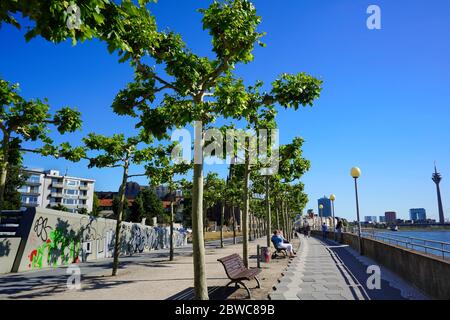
[166,286,238,300]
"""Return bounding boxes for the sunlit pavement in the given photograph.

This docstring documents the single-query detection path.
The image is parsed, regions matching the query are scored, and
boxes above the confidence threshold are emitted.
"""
[270,236,429,300]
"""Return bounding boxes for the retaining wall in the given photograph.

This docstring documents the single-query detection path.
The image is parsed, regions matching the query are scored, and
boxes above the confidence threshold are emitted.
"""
[1,207,187,273]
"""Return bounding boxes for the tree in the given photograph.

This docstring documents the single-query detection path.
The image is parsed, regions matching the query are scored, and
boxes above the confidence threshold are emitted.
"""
[129,193,144,223]
[203,172,226,235]
[91,193,100,217]
[145,146,191,260]
[180,179,193,228]
[0,0,157,46]
[139,188,164,224]
[0,79,82,213]
[2,164,27,210]
[55,133,157,276]
[77,0,320,299]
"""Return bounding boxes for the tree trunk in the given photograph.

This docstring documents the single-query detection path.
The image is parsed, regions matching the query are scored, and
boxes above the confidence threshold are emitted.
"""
[249,212,253,241]
[203,203,207,243]
[112,159,129,276]
[232,205,236,245]
[242,158,250,267]
[0,133,10,213]
[192,119,208,300]
[220,202,225,248]
[276,203,280,230]
[169,191,174,261]
[280,202,285,239]
[285,204,290,241]
[265,176,271,247]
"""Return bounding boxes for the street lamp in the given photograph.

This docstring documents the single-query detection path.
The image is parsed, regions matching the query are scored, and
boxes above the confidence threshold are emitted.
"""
[351,167,363,255]
[330,194,336,240]
[319,204,324,230]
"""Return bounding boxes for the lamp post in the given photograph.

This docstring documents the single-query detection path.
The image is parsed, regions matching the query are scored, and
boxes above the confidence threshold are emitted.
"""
[319,204,324,230]
[330,194,336,240]
[351,167,363,255]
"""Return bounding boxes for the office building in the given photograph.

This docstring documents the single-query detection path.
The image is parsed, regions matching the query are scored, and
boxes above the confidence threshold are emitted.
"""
[365,216,377,223]
[19,169,95,214]
[385,211,397,224]
[379,216,386,223]
[318,196,332,217]
[409,208,427,222]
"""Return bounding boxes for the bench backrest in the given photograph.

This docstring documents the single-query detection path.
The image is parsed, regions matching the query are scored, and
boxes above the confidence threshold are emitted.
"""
[217,254,247,278]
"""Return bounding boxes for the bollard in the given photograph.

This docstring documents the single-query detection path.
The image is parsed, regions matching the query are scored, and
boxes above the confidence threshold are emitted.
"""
[257,245,260,268]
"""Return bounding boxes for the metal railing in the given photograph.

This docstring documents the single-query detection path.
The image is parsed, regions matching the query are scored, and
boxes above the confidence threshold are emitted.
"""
[360,230,450,261]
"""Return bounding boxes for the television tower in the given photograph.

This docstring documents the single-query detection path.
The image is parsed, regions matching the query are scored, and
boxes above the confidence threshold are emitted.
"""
[432,163,445,224]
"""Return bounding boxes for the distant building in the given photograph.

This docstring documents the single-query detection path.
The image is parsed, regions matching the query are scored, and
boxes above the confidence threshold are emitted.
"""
[409,208,427,222]
[317,196,332,217]
[155,185,170,199]
[19,169,95,214]
[385,211,397,224]
[307,209,315,218]
[124,181,143,199]
[365,216,377,223]
[379,216,386,223]
[97,198,134,218]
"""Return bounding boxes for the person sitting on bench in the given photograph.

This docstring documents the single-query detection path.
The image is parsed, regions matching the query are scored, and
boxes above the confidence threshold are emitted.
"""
[271,230,295,258]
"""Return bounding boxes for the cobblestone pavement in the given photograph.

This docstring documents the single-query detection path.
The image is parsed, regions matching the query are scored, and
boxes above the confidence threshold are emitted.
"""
[269,236,429,300]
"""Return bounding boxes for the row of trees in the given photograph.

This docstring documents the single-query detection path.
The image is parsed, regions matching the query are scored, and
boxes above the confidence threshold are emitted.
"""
[0,0,322,299]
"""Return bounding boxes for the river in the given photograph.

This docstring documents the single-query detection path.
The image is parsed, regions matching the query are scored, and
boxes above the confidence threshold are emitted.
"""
[362,229,450,259]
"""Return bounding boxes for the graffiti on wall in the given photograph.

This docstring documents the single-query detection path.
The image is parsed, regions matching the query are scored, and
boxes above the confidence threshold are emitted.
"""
[33,217,52,242]
[25,213,187,270]
[120,223,187,255]
[28,228,80,269]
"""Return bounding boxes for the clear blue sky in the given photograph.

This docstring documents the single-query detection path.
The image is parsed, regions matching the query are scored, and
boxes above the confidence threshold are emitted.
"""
[1,0,449,221]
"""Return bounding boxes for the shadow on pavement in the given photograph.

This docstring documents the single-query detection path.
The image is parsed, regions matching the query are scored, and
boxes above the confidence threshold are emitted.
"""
[320,238,407,300]
[166,286,238,300]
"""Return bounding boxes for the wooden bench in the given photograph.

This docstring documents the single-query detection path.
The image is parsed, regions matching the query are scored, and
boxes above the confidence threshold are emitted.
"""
[217,254,261,299]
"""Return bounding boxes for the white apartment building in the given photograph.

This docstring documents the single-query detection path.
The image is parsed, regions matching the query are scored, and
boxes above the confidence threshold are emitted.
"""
[19,169,95,214]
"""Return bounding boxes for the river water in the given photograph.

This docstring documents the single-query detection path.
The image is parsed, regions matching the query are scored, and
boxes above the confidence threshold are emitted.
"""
[362,229,450,259]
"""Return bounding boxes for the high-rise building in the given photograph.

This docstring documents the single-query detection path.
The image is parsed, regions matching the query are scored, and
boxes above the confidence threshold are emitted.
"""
[19,169,95,214]
[409,208,427,222]
[365,216,377,223]
[379,216,386,223]
[318,196,332,217]
[385,211,397,224]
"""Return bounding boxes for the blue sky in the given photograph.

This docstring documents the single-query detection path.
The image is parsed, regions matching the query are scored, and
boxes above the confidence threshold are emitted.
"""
[1,0,449,221]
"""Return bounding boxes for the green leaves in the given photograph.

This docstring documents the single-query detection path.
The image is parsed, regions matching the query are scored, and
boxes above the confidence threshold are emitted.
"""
[0,78,83,174]
[278,137,310,183]
[270,73,323,109]
[200,0,264,64]
[53,107,82,133]
[214,72,249,119]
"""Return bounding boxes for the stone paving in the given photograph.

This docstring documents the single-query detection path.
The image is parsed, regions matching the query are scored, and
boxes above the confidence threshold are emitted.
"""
[269,236,429,300]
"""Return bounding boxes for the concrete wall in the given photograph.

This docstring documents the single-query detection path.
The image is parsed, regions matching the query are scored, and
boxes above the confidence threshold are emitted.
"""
[6,207,187,273]
[312,230,450,299]
[0,237,21,273]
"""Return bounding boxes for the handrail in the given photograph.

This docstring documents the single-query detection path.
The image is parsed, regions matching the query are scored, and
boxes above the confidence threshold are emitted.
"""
[364,230,450,246]
[361,232,450,260]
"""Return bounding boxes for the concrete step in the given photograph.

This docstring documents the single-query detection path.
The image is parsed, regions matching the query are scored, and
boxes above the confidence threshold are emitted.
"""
[0,217,21,224]
[0,225,19,233]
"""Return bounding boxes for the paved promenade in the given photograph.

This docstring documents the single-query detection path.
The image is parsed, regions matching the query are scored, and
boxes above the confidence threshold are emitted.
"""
[270,235,429,300]
[0,236,294,300]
